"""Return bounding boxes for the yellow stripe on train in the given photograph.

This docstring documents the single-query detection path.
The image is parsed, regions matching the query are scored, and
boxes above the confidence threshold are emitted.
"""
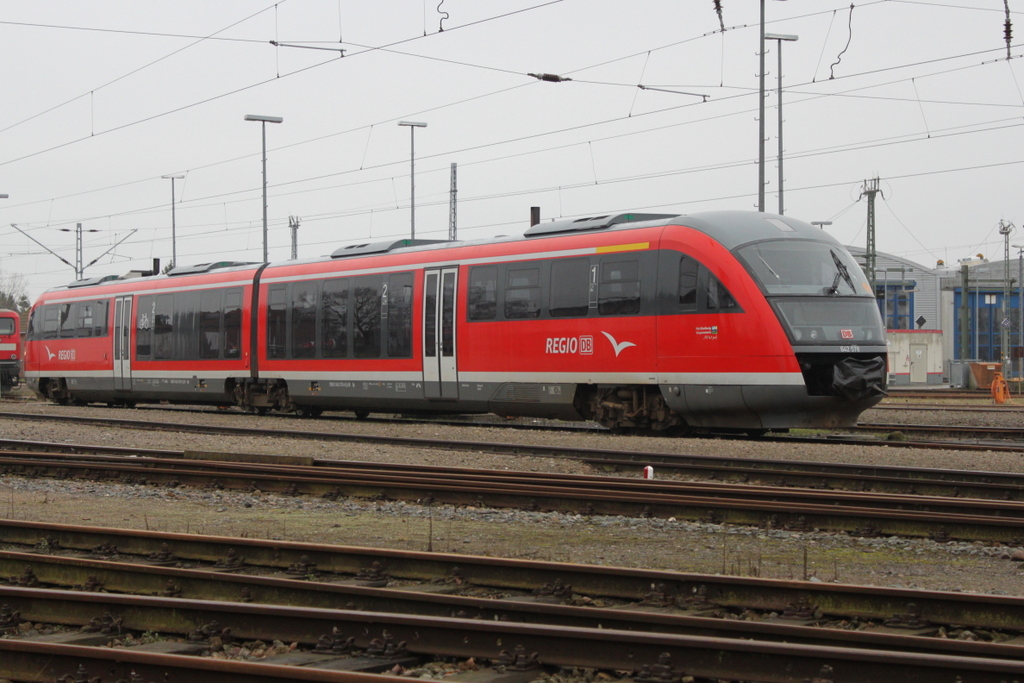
[595,242,649,254]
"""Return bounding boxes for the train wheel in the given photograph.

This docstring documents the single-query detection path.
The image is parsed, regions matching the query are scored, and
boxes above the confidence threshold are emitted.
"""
[745,429,768,438]
[248,406,268,416]
[354,409,370,420]
[293,404,313,418]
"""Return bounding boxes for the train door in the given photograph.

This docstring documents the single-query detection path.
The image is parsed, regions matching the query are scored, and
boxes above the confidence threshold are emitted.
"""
[113,296,132,391]
[423,267,459,399]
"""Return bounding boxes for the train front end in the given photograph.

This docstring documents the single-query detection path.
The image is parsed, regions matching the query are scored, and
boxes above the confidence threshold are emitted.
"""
[733,218,888,428]
[0,309,21,389]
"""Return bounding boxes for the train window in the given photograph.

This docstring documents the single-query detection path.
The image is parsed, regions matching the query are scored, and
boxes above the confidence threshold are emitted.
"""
[92,300,109,337]
[136,295,154,358]
[467,266,497,321]
[505,266,541,319]
[76,303,94,337]
[42,306,60,340]
[224,289,242,359]
[679,256,698,311]
[550,258,590,317]
[321,279,349,359]
[291,282,318,359]
[58,303,75,338]
[387,272,413,358]
[267,285,288,359]
[424,273,437,357]
[154,294,174,360]
[0,318,12,335]
[199,290,223,359]
[353,275,382,358]
[706,275,739,311]
[598,259,641,315]
[441,271,455,356]
[174,292,198,359]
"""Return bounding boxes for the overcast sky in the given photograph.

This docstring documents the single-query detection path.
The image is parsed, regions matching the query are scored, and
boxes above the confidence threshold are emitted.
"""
[1,0,1022,301]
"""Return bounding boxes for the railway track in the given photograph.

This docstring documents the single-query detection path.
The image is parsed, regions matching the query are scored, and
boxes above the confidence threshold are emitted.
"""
[5,441,1024,543]
[8,521,1024,682]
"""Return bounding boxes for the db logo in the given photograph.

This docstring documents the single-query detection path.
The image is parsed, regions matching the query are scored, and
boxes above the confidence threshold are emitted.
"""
[841,329,854,339]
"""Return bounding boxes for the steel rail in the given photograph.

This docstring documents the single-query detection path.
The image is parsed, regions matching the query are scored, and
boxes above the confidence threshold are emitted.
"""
[6,586,1024,683]
[6,549,1024,652]
[857,422,1024,439]
[7,434,1024,503]
[3,519,1024,633]
[5,449,1024,541]
[5,447,1024,519]
[0,639,410,683]
[7,409,1024,458]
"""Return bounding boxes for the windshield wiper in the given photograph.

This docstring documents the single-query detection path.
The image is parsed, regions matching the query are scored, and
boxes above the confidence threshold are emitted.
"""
[827,249,856,295]
[758,254,781,282]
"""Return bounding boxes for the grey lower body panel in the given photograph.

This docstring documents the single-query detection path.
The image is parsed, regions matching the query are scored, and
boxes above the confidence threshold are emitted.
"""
[662,383,879,430]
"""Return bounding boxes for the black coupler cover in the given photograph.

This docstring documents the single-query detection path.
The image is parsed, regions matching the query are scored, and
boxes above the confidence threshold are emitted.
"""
[832,356,888,401]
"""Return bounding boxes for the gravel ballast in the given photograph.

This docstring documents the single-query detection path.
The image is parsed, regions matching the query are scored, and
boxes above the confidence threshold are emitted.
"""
[2,399,1024,597]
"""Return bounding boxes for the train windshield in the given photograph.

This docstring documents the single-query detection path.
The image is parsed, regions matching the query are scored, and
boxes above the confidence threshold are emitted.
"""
[0,319,13,335]
[737,240,872,296]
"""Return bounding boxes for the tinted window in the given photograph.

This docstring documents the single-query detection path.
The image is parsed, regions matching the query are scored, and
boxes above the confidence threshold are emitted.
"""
[441,271,455,356]
[200,290,222,359]
[679,256,698,311]
[550,258,590,317]
[154,294,174,360]
[322,279,349,359]
[292,282,318,359]
[224,290,242,359]
[136,295,154,358]
[353,276,382,358]
[0,318,13,335]
[42,306,60,340]
[468,266,497,321]
[267,285,287,359]
[59,303,75,338]
[387,272,413,358]
[505,266,541,319]
[424,273,437,358]
[706,275,739,311]
[174,292,198,359]
[76,303,95,337]
[598,259,641,315]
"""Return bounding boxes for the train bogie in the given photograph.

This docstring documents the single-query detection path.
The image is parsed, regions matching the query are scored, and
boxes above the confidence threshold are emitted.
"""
[23,211,887,432]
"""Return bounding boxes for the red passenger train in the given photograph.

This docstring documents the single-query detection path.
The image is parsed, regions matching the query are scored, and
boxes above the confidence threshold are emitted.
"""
[23,211,888,433]
[0,308,21,389]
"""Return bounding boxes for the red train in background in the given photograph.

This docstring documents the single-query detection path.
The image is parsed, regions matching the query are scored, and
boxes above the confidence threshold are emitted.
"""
[0,308,21,389]
[23,210,888,434]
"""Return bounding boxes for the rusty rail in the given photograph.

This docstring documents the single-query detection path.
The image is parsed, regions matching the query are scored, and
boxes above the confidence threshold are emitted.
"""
[7,586,1024,682]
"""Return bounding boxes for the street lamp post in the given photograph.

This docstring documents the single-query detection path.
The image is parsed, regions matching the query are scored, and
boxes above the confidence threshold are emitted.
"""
[765,32,798,215]
[398,121,427,239]
[244,114,284,263]
[161,175,184,269]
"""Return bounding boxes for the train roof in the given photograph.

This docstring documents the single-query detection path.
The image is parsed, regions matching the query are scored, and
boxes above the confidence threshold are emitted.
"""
[39,210,842,297]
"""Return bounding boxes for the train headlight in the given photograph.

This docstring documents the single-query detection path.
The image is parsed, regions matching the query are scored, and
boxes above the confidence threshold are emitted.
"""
[8,354,13,360]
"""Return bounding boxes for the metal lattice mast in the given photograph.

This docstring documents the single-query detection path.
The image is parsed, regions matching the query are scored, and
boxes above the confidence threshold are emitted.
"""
[448,163,457,241]
[860,178,880,294]
[289,215,300,260]
[999,220,1015,367]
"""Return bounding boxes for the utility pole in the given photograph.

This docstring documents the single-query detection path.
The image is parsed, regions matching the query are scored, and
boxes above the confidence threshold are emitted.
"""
[62,223,99,279]
[959,264,970,361]
[448,163,457,241]
[289,215,300,260]
[860,178,881,296]
[999,220,1015,370]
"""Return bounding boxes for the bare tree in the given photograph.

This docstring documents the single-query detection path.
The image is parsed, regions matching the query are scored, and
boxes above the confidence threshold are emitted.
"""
[0,270,29,315]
